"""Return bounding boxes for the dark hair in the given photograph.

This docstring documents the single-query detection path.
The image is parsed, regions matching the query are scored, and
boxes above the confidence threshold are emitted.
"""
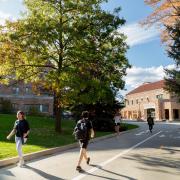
[81,111,89,118]
[17,110,25,119]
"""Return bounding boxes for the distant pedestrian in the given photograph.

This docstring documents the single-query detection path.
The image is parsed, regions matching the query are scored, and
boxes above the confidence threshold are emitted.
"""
[7,111,30,167]
[147,115,154,133]
[74,111,94,172]
[114,110,122,135]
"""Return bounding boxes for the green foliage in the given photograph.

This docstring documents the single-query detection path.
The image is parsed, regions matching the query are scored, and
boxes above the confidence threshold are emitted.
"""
[0,0,130,131]
[71,101,125,131]
[165,9,180,100]
[0,98,13,114]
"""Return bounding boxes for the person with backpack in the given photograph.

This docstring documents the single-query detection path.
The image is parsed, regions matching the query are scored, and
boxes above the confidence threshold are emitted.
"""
[7,111,30,167]
[74,111,94,172]
[147,114,154,133]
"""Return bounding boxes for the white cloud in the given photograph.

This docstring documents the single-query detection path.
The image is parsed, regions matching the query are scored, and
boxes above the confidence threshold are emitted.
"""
[0,11,11,24]
[0,11,15,25]
[124,64,176,92]
[119,22,160,47]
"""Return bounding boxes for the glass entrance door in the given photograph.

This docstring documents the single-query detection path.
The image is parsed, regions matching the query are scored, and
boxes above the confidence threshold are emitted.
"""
[147,108,155,118]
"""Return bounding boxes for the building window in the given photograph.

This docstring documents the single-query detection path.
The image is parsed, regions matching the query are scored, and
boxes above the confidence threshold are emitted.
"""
[173,109,179,119]
[12,87,19,95]
[40,104,49,113]
[147,97,149,102]
[126,100,129,106]
[25,87,31,95]
[132,100,133,105]
[156,94,163,99]
[136,99,138,104]
[24,104,40,114]
[25,104,49,113]
[12,103,18,111]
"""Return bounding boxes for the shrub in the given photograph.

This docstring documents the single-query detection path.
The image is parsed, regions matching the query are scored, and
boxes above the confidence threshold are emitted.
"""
[71,101,124,132]
[0,98,13,114]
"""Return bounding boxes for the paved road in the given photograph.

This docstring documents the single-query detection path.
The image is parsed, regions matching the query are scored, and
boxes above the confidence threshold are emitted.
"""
[0,122,180,180]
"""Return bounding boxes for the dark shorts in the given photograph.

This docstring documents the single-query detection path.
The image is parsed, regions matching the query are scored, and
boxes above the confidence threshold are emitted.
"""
[79,139,89,149]
[115,123,120,126]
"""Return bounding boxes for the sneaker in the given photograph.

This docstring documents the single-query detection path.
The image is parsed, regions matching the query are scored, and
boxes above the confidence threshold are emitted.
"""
[76,166,82,171]
[17,158,25,167]
[87,157,90,165]
[17,162,25,168]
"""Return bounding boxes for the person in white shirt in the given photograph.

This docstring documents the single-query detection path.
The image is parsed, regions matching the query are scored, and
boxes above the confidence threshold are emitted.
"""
[114,110,121,135]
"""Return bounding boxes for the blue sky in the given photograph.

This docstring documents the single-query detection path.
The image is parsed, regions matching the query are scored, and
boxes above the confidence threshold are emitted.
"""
[0,0,174,94]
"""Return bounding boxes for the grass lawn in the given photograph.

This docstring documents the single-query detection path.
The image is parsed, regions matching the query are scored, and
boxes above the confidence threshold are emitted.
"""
[0,114,138,160]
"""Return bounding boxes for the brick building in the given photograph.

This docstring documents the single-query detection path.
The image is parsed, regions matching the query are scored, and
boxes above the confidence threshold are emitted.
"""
[0,82,53,115]
[121,80,180,121]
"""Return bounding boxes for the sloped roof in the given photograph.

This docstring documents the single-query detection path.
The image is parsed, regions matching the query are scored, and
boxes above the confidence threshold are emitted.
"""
[127,80,165,95]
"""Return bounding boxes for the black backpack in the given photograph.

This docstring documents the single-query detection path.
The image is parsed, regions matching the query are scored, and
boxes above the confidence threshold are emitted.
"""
[73,119,87,140]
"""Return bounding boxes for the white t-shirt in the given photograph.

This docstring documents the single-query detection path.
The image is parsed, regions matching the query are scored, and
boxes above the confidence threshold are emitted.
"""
[114,115,121,124]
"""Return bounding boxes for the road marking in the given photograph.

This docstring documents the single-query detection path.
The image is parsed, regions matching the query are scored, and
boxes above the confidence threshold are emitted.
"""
[135,130,149,135]
[72,131,162,180]
[159,134,165,138]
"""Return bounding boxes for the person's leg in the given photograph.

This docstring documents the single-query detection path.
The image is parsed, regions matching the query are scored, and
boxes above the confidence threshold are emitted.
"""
[77,147,84,167]
[115,125,119,135]
[149,124,152,132]
[15,137,24,166]
[148,124,151,131]
[77,141,90,170]
[117,125,120,135]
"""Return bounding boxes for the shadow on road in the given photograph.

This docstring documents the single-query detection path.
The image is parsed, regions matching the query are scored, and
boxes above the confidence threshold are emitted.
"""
[25,165,65,180]
[123,152,180,176]
[0,169,15,178]
[161,147,180,154]
[79,164,137,180]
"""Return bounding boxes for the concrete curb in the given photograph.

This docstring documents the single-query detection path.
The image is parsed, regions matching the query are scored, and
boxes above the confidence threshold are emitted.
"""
[0,128,138,168]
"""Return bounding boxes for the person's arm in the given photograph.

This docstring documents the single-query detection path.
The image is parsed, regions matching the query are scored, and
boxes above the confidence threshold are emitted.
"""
[88,120,94,138]
[7,129,16,140]
[90,128,94,138]
[23,130,30,138]
[23,121,30,138]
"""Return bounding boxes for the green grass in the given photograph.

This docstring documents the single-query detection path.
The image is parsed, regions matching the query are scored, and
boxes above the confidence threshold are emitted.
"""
[0,114,138,160]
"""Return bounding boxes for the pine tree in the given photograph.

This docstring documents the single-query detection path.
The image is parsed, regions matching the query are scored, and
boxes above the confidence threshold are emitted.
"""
[165,8,180,99]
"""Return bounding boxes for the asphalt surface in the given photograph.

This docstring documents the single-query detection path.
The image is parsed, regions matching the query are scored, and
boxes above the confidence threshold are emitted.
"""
[0,121,180,180]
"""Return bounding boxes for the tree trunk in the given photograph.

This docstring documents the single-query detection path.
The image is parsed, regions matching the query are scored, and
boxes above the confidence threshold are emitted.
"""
[54,92,62,133]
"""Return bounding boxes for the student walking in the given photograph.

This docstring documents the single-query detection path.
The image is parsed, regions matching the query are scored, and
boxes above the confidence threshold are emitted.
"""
[7,111,30,167]
[74,111,94,172]
[114,110,122,136]
[147,114,154,133]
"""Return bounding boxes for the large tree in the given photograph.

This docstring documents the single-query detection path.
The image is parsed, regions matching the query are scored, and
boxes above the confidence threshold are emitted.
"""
[68,7,129,105]
[0,0,129,132]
